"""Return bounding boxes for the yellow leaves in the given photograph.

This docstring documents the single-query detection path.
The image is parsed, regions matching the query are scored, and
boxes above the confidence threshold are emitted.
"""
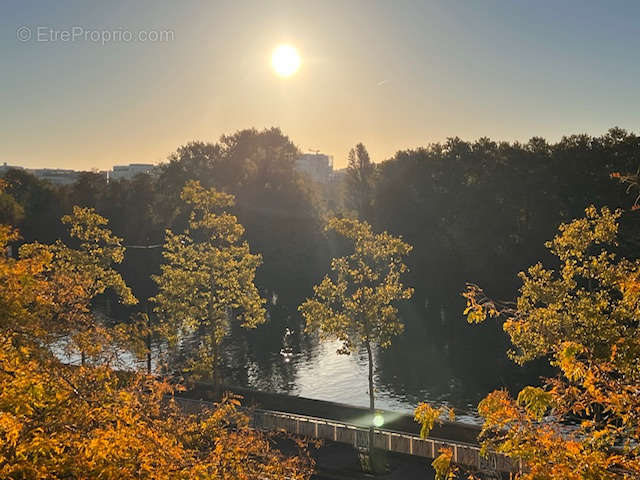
[0,224,20,246]
[414,402,455,439]
[0,213,310,479]
[0,413,22,449]
[2,337,313,479]
[431,448,457,480]
[462,284,500,325]
[547,206,620,262]
[180,180,245,242]
[463,206,640,479]
[20,206,138,354]
[556,342,587,382]
[517,386,553,421]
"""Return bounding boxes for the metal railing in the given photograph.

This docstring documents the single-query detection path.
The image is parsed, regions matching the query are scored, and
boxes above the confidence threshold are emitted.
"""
[174,396,519,474]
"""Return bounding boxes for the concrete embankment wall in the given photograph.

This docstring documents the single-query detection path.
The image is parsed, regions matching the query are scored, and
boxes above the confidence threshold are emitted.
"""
[183,383,482,445]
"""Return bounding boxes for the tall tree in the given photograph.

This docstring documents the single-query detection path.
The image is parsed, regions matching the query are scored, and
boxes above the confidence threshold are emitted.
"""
[152,180,266,391]
[299,218,413,412]
[346,143,375,220]
[156,128,327,307]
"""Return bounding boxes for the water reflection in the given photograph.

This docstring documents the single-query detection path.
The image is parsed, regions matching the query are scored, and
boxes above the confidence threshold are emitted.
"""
[55,298,548,424]
[222,297,550,424]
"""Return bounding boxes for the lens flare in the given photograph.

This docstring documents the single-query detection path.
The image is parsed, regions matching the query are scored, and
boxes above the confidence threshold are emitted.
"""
[372,412,384,428]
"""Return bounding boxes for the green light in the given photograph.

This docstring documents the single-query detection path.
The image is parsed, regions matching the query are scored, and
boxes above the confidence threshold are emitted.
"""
[372,412,384,428]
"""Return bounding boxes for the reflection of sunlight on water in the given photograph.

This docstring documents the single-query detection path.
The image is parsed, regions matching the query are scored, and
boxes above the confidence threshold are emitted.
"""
[286,340,422,414]
[246,338,482,424]
[52,339,156,372]
[291,340,372,406]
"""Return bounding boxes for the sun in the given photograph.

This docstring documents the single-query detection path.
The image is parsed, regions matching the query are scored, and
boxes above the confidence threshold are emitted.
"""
[271,44,301,77]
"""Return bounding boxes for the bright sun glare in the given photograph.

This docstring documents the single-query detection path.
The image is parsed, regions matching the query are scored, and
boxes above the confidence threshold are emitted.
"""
[271,44,301,77]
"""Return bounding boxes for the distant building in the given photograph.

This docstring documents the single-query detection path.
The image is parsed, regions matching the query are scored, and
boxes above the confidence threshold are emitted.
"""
[1,163,80,186]
[108,163,155,181]
[2,162,156,186]
[331,167,347,183]
[295,153,333,184]
[31,168,80,186]
[0,162,24,176]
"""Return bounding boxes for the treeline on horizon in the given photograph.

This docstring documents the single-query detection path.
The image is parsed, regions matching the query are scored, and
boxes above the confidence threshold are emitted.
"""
[2,126,640,327]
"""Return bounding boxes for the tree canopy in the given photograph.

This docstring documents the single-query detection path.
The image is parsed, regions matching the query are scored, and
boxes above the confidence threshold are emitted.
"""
[152,181,266,384]
[0,189,312,479]
[299,217,413,410]
[461,207,640,479]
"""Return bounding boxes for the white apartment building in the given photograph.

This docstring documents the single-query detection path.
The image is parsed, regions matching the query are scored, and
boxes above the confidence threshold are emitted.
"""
[108,163,155,181]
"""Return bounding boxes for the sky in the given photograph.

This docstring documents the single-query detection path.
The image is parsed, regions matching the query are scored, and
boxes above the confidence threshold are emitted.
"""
[2,0,640,170]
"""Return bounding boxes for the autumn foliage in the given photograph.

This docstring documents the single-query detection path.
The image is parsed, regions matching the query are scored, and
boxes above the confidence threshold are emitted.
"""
[462,206,640,479]
[0,181,312,479]
[0,340,311,479]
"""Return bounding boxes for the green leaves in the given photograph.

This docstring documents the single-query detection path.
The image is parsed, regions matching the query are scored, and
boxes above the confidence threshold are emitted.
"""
[300,217,413,353]
[300,217,413,409]
[57,206,136,305]
[152,181,265,380]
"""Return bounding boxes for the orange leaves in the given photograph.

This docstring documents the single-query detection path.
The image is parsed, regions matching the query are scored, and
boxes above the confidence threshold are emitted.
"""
[0,214,311,479]
[464,207,640,479]
[0,338,313,480]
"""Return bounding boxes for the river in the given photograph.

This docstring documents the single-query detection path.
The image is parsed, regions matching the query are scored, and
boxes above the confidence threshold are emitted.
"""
[221,298,550,424]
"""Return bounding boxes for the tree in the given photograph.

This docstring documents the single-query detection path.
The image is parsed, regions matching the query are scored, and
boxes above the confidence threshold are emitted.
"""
[0,179,24,226]
[459,206,640,478]
[152,180,266,391]
[0,224,312,480]
[156,128,327,307]
[299,218,413,412]
[1,168,66,244]
[15,206,136,363]
[345,143,375,220]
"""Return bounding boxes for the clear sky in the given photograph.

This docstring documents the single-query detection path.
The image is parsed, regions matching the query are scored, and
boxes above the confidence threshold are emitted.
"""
[2,0,640,170]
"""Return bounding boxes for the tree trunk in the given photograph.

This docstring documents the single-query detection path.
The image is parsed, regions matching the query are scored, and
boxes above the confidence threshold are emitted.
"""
[81,351,86,366]
[146,305,152,374]
[365,340,377,470]
[212,340,221,400]
[365,341,375,411]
